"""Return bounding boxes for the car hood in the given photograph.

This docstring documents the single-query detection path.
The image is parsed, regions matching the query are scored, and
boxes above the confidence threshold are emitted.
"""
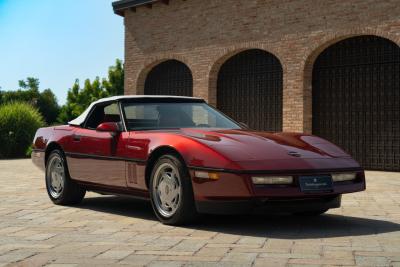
[180,128,350,161]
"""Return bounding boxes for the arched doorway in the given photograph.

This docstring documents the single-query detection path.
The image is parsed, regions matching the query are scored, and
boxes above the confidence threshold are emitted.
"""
[216,49,283,131]
[144,60,193,96]
[312,35,400,171]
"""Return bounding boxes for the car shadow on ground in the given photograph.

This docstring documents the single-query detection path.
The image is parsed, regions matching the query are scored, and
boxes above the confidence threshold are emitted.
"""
[79,196,400,239]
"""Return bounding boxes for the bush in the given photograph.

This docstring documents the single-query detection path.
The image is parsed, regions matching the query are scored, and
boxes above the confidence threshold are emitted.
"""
[0,78,60,125]
[0,102,45,158]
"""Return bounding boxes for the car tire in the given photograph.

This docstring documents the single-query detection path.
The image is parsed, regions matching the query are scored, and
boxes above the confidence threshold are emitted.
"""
[293,209,329,216]
[45,149,86,205]
[149,154,198,225]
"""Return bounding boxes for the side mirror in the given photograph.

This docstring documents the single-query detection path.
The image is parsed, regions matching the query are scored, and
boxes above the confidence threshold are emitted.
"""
[239,122,249,129]
[96,122,122,133]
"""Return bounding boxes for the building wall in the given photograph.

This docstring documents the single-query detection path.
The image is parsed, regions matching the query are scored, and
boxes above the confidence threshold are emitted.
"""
[122,0,400,133]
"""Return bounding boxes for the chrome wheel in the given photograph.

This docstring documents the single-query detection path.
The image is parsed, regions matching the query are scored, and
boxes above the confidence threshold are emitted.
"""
[152,162,182,218]
[46,154,65,199]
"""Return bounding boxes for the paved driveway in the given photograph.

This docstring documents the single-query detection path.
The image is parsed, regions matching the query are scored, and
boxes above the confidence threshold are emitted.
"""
[0,159,399,267]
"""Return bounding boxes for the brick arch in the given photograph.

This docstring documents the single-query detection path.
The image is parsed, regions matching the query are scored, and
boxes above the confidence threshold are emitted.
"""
[207,47,284,131]
[302,30,400,133]
[207,44,285,106]
[135,55,193,95]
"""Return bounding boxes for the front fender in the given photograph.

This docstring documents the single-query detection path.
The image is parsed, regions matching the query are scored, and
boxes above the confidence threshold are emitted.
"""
[145,132,240,170]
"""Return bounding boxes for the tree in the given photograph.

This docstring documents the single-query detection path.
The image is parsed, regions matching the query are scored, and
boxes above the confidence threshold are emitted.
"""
[57,77,110,123]
[37,89,60,124]
[57,59,124,124]
[19,77,40,92]
[102,59,124,96]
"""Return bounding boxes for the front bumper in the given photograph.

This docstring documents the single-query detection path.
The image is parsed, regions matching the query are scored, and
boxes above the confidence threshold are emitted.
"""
[190,168,365,214]
[196,195,341,214]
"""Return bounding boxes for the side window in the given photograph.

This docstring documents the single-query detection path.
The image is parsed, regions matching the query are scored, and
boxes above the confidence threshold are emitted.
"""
[124,105,158,120]
[85,102,121,130]
[124,104,159,129]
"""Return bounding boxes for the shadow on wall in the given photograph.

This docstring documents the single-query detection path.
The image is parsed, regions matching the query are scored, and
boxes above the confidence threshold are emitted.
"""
[79,196,400,239]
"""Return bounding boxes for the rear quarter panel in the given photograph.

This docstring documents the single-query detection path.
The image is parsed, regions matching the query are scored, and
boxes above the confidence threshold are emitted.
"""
[31,125,75,170]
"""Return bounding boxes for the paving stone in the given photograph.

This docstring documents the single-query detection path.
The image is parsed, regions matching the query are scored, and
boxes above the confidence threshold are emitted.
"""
[323,249,354,259]
[237,237,266,246]
[135,250,193,256]
[0,160,399,266]
[0,250,36,264]
[208,233,240,244]
[157,255,220,262]
[288,257,355,265]
[95,249,133,260]
[291,243,322,254]
[119,254,158,266]
[171,240,206,252]
[195,247,229,257]
[253,257,287,267]
[147,261,184,267]
[45,264,78,267]
[221,252,257,263]
[355,255,390,266]
[258,252,320,259]
[26,233,57,241]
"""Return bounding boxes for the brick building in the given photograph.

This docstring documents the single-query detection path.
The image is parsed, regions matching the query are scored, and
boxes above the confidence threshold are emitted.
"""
[112,0,400,171]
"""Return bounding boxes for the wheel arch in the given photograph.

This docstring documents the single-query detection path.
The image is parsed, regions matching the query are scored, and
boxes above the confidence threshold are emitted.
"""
[45,142,64,166]
[145,146,187,189]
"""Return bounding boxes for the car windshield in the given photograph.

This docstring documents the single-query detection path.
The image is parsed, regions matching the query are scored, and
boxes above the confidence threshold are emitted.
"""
[121,102,241,130]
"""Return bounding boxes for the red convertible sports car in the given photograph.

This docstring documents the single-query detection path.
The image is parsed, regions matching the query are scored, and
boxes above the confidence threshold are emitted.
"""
[32,95,365,225]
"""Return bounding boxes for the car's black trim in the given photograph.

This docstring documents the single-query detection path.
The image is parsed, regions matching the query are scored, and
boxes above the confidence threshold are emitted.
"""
[196,195,341,214]
[75,180,150,199]
[119,98,205,104]
[65,152,146,163]
[188,165,363,175]
[32,148,46,153]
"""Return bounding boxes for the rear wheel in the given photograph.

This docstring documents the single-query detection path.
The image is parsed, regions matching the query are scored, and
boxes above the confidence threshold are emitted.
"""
[149,154,198,225]
[45,150,86,205]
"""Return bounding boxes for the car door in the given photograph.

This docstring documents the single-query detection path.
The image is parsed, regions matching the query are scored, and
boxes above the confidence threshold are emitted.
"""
[122,102,157,191]
[124,131,149,190]
[67,102,128,187]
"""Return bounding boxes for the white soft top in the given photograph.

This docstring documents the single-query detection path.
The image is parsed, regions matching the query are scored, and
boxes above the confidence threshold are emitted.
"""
[68,95,203,126]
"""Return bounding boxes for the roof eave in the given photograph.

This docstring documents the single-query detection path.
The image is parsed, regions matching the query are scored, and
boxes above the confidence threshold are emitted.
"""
[112,0,160,16]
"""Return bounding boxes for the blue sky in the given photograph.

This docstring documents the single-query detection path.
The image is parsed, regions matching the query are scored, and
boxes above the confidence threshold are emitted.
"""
[0,0,124,104]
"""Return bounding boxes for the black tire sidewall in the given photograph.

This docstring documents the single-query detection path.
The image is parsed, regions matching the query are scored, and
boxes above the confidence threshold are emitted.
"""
[45,149,85,205]
[149,154,197,225]
[46,150,67,204]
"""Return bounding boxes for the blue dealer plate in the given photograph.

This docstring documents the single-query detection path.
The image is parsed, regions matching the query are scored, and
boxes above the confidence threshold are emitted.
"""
[299,175,333,192]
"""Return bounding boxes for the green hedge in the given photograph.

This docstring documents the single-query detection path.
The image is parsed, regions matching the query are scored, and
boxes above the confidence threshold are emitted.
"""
[0,102,45,158]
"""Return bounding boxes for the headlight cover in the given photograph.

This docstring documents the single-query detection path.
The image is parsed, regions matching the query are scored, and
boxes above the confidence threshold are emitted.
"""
[251,176,293,185]
[332,173,357,182]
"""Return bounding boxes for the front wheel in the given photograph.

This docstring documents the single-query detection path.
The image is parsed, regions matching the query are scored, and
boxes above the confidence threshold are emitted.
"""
[45,150,86,205]
[149,154,198,225]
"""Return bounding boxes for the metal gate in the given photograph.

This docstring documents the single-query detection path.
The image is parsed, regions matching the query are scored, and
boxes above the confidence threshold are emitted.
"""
[144,60,193,96]
[217,49,283,131]
[313,35,400,171]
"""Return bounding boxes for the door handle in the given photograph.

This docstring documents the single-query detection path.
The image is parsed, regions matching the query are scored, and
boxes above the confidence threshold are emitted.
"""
[126,145,142,151]
[73,135,81,142]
